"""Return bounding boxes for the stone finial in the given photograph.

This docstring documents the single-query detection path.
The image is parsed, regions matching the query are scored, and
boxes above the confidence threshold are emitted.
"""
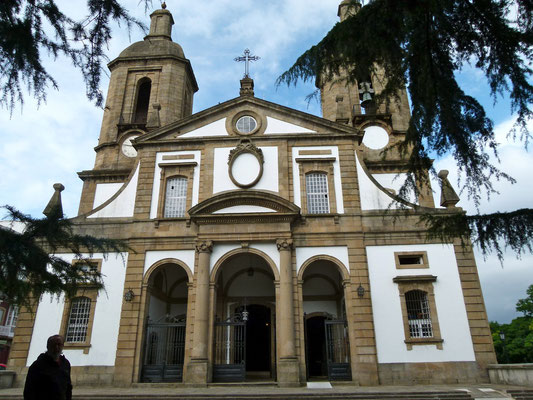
[437,170,460,208]
[338,0,362,22]
[239,77,255,96]
[43,183,65,218]
[146,8,174,41]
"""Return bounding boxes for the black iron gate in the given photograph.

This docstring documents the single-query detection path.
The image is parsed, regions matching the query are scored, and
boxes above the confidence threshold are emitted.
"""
[325,319,351,381]
[141,316,186,382]
[213,314,246,382]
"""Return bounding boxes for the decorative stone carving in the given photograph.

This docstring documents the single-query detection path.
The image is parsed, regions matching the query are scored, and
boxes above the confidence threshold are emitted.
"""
[276,238,294,251]
[227,139,264,188]
[195,240,213,253]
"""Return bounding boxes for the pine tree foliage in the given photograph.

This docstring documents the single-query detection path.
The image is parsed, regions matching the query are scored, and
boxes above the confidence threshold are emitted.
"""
[0,0,150,111]
[0,206,126,309]
[422,208,533,261]
[279,0,533,256]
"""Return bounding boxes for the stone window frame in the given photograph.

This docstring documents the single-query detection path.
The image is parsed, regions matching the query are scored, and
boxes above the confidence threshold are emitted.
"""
[157,162,197,219]
[296,157,337,215]
[394,251,429,269]
[59,259,102,353]
[392,275,443,350]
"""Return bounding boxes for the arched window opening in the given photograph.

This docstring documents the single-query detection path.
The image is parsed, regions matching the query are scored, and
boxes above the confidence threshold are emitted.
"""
[405,290,433,338]
[134,79,151,124]
[164,176,188,218]
[65,296,91,343]
[306,172,329,214]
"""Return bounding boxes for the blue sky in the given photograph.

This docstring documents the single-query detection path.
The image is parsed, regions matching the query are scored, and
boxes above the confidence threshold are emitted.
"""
[1,0,532,323]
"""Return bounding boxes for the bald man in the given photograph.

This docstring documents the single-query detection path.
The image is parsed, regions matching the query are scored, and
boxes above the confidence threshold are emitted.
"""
[24,335,72,400]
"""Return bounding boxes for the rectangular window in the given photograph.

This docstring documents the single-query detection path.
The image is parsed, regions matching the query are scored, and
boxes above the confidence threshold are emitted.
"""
[306,172,330,214]
[394,251,429,269]
[65,297,91,343]
[164,176,188,218]
[6,306,19,327]
[405,290,433,338]
[393,275,443,350]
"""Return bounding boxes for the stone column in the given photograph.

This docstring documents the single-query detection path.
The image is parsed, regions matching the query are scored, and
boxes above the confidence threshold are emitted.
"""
[276,238,300,386]
[185,240,213,385]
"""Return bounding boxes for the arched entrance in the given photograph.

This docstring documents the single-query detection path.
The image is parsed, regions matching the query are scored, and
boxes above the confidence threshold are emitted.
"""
[212,251,276,382]
[141,262,189,382]
[301,258,351,381]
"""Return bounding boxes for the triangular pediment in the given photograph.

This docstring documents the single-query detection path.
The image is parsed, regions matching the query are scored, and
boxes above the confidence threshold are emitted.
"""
[136,96,359,144]
[188,190,300,225]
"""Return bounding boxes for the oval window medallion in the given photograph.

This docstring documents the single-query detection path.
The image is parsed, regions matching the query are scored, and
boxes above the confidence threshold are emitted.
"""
[362,125,389,150]
[228,139,264,188]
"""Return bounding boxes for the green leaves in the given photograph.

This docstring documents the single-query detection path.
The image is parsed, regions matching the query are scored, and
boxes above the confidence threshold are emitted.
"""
[0,0,149,112]
[279,0,532,256]
[279,0,532,200]
[0,206,126,309]
[490,285,533,363]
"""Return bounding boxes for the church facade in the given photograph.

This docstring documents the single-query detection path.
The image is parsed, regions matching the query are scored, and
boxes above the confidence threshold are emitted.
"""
[9,1,497,387]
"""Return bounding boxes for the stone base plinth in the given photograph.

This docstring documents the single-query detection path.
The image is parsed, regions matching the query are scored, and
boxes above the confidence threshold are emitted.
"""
[277,357,300,387]
[184,359,209,386]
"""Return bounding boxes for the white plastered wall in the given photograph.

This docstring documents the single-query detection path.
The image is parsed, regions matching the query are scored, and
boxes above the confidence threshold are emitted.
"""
[149,151,201,219]
[210,243,280,274]
[179,118,228,138]
[366,244,476,363]
[26,252,127,366]
[93,183,123,209]
[264,116,316,134]
[212,146,278,194]
[89,165,139,218]
[213,205,276,214]
[143,250,196,276]
[356,153,410,210]
[292,146,344,213]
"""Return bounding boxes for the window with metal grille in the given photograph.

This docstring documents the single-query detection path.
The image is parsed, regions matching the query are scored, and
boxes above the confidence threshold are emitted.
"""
[405,290,433,338]
[65,297,91,343]
[164,177,187,218]
[306,172,329,214]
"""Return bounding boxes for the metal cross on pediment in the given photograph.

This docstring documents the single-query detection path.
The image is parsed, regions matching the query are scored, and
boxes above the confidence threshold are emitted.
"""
[234,49,260,78]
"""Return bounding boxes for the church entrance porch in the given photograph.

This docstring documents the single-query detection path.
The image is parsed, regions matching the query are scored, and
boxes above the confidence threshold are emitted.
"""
[211,252,276,382]
[140,262,190,383]
[300,258,351,382]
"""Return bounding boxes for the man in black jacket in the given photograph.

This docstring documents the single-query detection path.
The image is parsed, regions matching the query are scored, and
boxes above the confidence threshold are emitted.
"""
[24,334,72,400]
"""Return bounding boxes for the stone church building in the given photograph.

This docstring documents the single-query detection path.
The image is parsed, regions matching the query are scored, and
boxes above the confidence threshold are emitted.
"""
[9,1,496,387]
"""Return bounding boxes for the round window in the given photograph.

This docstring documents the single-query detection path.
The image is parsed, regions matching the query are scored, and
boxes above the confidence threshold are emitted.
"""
[236,116,257,134]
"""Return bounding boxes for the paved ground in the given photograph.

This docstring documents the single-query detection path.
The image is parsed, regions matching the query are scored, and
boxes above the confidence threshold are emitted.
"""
[0,382,530,399]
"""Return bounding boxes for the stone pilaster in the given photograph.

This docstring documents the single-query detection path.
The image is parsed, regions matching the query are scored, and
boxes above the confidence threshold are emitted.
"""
[185,240,213,385]
[276,238,300,386]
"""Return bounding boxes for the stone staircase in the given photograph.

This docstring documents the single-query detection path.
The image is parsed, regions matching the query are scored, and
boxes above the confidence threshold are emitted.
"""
[1,391,475,400]
[508,390,533,400]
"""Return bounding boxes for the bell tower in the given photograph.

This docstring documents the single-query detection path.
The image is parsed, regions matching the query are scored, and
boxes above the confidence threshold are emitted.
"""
[77,5,198,215]
[318,0,411,132]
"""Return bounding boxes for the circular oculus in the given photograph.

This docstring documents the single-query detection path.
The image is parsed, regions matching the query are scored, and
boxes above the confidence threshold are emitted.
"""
[236,115,257,134]
[229,152,262,188]
[362,126,389,150]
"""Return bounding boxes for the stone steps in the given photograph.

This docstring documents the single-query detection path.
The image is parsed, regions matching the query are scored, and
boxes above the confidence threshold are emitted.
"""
[1,391,474,400]
[508,390,533,400]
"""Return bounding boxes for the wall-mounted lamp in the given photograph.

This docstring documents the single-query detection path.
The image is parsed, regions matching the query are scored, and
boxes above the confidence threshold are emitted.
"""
[357,284,365,298]
[124,289,135,302]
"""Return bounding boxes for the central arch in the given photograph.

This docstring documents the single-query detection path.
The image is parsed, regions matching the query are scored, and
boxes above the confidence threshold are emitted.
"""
[210,249,277,382]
